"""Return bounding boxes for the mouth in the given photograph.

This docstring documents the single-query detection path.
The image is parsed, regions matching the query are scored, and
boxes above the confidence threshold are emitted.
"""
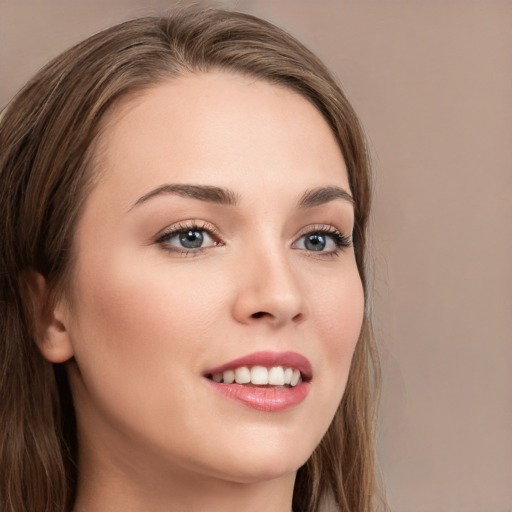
[206,365,306,388]
[204,351,312,412]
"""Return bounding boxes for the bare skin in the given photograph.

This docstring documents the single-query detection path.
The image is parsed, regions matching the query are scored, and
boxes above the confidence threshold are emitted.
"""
[32,72,364,512]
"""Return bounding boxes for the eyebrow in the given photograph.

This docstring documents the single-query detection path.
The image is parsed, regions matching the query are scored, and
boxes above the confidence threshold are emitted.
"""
[130,184,239,210]
[298,186,354,208]
[130,183,353,211]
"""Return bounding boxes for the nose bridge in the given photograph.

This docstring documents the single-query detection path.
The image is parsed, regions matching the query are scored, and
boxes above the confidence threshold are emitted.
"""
[232,232,306,326]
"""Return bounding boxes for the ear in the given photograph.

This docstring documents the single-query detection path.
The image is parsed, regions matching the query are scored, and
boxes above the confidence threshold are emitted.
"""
[21,269,74,363]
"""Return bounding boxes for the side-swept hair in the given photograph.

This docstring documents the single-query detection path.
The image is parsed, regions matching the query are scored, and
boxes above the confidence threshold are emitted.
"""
[0,7,380,512]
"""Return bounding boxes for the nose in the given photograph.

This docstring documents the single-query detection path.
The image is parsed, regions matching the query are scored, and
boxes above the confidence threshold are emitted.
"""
[231,246,307,328]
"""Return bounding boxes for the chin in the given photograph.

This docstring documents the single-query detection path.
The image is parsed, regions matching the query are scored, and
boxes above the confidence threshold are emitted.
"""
[214,457,305,485]
[200,436,316,485]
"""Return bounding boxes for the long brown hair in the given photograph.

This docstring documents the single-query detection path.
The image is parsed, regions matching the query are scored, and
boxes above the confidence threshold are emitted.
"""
[0,7,380,512]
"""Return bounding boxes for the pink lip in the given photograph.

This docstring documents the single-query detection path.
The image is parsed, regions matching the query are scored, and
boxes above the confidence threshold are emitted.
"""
[204,351,312,412]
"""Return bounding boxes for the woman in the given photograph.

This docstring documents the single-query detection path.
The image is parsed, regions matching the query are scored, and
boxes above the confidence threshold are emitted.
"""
[0,7,381,512]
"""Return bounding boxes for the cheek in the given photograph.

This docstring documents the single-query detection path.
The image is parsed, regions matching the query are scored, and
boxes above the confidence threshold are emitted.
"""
[71,257,209,361]
[66,253,231,448]
[67,249,236,399]
[309,265,365,388]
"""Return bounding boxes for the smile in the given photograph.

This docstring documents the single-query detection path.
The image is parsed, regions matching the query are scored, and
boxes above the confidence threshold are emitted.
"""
[208,365,302,387]
[204,351,312,412]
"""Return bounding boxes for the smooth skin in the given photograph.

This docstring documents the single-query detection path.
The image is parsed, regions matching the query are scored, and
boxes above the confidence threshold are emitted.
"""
[31,72,364,512]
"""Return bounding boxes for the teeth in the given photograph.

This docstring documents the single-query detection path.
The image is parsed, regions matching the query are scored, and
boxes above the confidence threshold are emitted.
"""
[212,366,303,387]
[251,366,268,385]
[223,369,235,384]
[268,366,285,385]
[283,367,293,385]
[290,369,301,387]
[234,366,251,384]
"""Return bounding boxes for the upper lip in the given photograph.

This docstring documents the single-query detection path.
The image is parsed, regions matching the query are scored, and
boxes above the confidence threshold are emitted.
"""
[205,350,313,380]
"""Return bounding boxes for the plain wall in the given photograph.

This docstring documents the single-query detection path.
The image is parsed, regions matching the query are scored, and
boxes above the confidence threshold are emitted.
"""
[1,1,511,510]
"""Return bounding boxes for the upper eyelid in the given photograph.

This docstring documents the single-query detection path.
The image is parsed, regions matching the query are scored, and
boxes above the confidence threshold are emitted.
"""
[293,224,353,249]
[154,221,351,245]
[294,223,349,238]
[156,220,220,241]
[155,222,221,255]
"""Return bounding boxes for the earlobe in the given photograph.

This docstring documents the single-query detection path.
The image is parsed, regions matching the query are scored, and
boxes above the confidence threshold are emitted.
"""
[20,269,74,363]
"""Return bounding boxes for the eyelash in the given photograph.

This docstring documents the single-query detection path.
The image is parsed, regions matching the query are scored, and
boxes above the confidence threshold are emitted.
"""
[156,221,222,256]
[295,225,353,258]
[155,222,353,257]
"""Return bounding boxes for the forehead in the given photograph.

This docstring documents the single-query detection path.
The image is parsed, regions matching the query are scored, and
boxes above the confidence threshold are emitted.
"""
[90,72,350,208]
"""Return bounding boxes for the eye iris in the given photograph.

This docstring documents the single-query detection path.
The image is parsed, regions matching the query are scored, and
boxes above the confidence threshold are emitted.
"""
[179,230,203,249]
[305,233,326,251]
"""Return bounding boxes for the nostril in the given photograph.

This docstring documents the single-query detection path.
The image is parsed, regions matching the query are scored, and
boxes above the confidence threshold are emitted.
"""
[251,311,267,319]
[292,313,303,323]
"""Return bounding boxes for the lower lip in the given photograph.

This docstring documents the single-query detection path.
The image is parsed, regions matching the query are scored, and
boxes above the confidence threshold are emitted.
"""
[206,380,310,412]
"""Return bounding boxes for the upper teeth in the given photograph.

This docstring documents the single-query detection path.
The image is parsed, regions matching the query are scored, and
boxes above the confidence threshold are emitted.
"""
[211,366,302,387]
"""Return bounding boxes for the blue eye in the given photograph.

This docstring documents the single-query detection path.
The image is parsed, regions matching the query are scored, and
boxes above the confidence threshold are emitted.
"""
[295,228,352,255]
[303,233,328,251]
[177,229,206,249]
[157,224,218,253]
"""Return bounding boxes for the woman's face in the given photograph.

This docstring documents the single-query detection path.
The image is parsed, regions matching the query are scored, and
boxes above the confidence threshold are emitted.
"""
[60,72,364,485]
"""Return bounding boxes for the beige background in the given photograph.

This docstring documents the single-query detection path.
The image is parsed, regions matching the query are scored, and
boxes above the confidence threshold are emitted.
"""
[1,1,511,510]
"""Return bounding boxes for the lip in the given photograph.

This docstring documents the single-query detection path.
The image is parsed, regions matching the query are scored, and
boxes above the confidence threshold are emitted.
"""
[204,351,312,412]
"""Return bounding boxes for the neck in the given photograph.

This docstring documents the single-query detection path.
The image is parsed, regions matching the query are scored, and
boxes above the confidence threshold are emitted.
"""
[72,441,296,512]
